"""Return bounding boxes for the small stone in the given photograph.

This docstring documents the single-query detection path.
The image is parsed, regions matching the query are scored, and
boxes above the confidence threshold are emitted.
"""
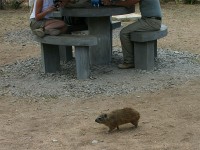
[142,121,150,124]
[52,139,58,142]
[92,140,98,144]
[99,140,104,142]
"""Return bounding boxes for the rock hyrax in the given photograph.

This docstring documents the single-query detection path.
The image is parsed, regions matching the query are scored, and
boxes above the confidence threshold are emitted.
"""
[95,107,140,132]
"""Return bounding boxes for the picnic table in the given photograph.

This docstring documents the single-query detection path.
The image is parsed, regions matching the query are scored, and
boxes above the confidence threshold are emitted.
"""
[60,6,134,65]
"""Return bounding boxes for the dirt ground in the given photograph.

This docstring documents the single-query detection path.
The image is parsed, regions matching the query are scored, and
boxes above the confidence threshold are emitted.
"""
[0,3,200,150]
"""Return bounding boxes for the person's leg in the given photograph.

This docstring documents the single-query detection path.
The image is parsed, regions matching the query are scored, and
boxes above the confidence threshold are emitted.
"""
[30,19,46,37]
[119,18,161,68]
[44,19,67,35]
[30,18,68,37]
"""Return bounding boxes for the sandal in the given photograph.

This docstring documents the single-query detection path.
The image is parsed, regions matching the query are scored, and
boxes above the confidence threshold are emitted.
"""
[45,29,61,36]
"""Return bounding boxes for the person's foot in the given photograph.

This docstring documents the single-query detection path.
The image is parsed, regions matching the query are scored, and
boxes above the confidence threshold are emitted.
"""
[45,29,61,36]
[33,28,45,38]
[118,63,135,69]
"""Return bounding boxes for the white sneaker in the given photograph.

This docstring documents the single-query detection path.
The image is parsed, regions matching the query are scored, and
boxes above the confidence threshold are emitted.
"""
[33,28,45,37]
[45,29,61,36]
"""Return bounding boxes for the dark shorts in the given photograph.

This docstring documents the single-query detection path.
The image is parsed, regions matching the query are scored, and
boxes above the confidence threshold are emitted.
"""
[30,18,50,31]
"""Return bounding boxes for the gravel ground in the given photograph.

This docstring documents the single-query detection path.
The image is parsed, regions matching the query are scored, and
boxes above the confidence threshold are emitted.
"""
[1,26,200,100]
[1,7,200,150]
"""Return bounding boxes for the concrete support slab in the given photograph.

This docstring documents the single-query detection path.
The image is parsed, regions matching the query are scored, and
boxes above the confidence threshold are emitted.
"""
[41,43,60,73]
[75,46,90,79]
[88,17,112,65]
[134,41,155,71]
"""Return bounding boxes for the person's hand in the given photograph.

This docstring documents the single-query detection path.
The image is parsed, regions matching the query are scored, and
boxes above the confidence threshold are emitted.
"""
[56,1,64,7]
[102,0,112,5]
[46,5,57,13]
[58,0,70,7]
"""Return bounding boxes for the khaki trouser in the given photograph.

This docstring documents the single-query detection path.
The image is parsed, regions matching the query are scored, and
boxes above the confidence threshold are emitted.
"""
[120,18,161,64]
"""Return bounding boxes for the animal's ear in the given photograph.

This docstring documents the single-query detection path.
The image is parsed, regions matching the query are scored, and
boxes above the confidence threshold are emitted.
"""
[104,114,107,118]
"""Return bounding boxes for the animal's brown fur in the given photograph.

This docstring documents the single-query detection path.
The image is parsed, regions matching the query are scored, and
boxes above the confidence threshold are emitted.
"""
[95,107,140,132]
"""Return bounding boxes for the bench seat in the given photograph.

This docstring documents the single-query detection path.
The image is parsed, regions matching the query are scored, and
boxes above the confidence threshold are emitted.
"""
[36,34,97,46]
[130,24,168,70]
[111,21,121,30]
[35,34,97,79]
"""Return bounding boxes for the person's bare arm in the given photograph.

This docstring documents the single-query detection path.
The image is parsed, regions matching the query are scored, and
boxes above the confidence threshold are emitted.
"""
[35,0,57,21]
[103,0,140,8]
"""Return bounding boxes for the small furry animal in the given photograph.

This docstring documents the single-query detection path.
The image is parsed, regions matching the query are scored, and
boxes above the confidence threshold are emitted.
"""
[95,107,140,132]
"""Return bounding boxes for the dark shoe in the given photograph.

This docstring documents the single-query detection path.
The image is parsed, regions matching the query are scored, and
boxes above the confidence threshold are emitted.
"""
[33,28,45,37]
[118,63,135,69]
[45,29,61,36]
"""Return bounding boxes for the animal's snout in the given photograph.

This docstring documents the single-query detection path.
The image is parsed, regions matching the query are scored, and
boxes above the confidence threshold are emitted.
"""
[95,117,101,123]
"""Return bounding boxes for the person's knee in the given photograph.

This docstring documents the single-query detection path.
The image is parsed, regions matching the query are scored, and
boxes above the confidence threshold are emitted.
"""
[59,20,67,27]
[45,20,67,29]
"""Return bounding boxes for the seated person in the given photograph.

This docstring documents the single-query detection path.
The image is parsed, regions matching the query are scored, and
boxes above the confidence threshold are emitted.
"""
[30,0,70,37]
[102,0,162,69]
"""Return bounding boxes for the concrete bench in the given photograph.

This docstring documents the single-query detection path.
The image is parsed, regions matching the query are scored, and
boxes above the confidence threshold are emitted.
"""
[130,24,168,70]
[35,34,97,79]
[59,20,121,62]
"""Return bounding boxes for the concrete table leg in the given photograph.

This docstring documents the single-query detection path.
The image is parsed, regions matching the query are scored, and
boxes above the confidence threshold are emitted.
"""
[134,41,155,71]
[88,17,112,65]
[41,43,60,73]
[59,45,73,62]
[75,46,90,79]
